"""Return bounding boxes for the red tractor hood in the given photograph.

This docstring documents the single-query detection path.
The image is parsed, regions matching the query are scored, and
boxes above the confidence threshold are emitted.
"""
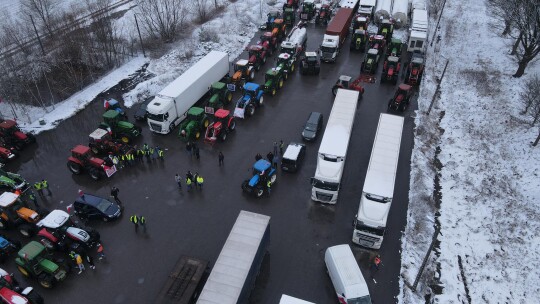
[213,121,223,130]
[0,287,28,304]
[387,67,394,76]
[248,55,257,64]
[89,157,105,167]
[14,131,27,140]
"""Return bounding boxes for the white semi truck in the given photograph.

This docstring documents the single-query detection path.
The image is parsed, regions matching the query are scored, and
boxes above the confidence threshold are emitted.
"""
[197,210,270,304]
[407,9,428,53]
[353,113,404,250]
[310,89,359,204]
[146,51,230,134]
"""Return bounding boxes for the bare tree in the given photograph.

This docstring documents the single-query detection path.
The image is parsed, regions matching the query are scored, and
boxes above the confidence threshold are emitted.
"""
[510,0,540,77]
[135,0,188,42]
[194,0,210,23]
[520,74,540,145]
[20,0,59,37]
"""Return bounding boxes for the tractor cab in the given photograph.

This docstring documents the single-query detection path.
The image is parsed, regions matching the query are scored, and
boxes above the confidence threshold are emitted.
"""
[103,99,125,117]
[88,128,118,154]
[283,7,296,26]
[0,120,35,148]
[0,169,30,194]
[351,29,368,51]
[378,19,394,41]
[0,192,39,225]
[277,53,292,66]
[252,159,274,179]
[300,51,320,75]
[388,84,413,112]
[387,38,403,57]
[385,56,400,70]
[264,67,284,96]
[71,145,105,167]
[280,41,297,57]
[248,45,266,64]
[406,53,425,85]
[186,107,205,122]
[315,4,332,24]
[272,19,286,40]
[213,109,231,126]
[243,83,260,100]
[300,0,315,20]
[369,34,386,52]
[234,59,249,73]
[336,75,352,89]
[259,32,277,52]
[352,16,369,31]
[382,56,401,84]
[89,128,111,144]
[231,59,254,86]
[265,10,281,29]
[207,82,232,110]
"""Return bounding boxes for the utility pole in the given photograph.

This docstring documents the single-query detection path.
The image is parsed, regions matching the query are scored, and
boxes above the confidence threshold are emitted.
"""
[134,14,146,58]
[430,0,447,47]
[427,59,449,115]
[29,15,46,56]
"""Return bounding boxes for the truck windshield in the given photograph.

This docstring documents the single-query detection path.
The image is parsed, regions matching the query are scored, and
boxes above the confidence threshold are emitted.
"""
[365,193,390,203]
[312,178,339,191]
[147,112,165,122]
[348,295,373,304]
[355,222,384,236]
[281,158,295,166]
[320,46,335,53]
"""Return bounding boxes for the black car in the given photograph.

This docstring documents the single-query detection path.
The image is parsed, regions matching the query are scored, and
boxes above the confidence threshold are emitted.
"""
[281,142,306,172]
[74,194,122,222]
[134,98,152,121]
[302,112,323,141]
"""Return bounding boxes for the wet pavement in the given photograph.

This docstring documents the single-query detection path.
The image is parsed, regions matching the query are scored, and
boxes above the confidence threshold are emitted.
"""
[2,20,414,304]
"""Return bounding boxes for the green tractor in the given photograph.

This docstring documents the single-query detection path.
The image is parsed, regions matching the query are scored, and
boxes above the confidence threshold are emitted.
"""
[350,29,368,52]
[206,82,233,110]
[178,107,210,141]
[263,67,285,96]
[15,241,68,289]
[276,53,295,76]
[0,168,30,193]
[386,38,403,58]
[99,110,141,144]
[360,48,381,75]
[283,7,295,27]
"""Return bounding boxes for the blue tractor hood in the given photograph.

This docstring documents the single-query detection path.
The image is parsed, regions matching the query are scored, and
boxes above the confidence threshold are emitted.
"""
[0,236,9,249]
[248,174,260,187]
[244,82,260,92]
[254,159,271,171]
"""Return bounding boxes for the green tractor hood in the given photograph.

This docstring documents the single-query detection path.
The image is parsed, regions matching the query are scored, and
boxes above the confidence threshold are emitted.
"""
[264,79,273,88]
[208,94,220,107]
[39,258,60,273]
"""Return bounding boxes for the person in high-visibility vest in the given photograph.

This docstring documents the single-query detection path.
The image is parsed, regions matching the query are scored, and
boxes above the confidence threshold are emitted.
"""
[33,182,43,196]
[41,179,52,196]
[130,215,139,232]
[266,180,272,196]
[196,174,204,190]
[139,216,146,233]
[186,177,193,192]
[157,147,164,160]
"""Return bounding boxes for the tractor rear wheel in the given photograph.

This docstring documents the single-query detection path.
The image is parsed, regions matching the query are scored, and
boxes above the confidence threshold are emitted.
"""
[18,224,34,238]
[195,131,201,139]
[247,105,255,116]
[291,64,295,72]
[270,174,277,184]
[226,92,233,104]
[38,275,54,289]
[89,168,101,181]
[121,136,130,143]
[229,120,236,131]
[249,70,255,80]
[203,118,210,128]
[271,88,276,96]
[258,96,264,106]
[283,73,288,81]
[256,187,265,198]
[17,266,30,278]
[278,79,283,88]
[262,57,267,64]
[67,162,82,175]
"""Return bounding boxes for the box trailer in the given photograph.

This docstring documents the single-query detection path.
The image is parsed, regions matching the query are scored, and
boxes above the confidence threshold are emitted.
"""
[154,255,209,304]
[320,8,355,62]
[374,0,392,22]
[357,0,376,18]
[310,89,359,204]
[279,295,316,304]
[392,0,409,27]
[407,9,428,53]
[146,51,230,134]
[353,113,404,250]
[197,211,270,304]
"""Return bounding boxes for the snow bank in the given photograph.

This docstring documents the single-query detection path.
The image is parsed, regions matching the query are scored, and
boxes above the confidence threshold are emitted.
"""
[400,0,540,303]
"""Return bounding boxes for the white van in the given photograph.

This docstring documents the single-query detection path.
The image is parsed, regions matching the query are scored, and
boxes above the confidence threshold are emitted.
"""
[279,294,316,304]
[324,245,372,304]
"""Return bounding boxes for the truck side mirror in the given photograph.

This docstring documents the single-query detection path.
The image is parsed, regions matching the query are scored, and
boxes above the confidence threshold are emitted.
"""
[310,177,315,185]
[352,218,357,227]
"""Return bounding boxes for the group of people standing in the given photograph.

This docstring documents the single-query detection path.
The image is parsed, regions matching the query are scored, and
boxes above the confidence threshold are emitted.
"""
[255,140,285,169]
[107,143,164,169]
[175,171,204,192]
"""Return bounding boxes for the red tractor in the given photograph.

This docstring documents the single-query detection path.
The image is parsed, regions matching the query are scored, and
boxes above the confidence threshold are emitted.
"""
[315,4,332,25]
[67,145,116,181]
[0,120,35,151]
[259,32,278,56]
[388,84,414,112]
[405,53,425,86]
[0,268,43,304]
[204,109,236,143]
[369,34,386,53]
[381,56,401,84]
[283,0,299,10]
[0,144,17,164]
[332,75,365,99]
[247,45,268,71]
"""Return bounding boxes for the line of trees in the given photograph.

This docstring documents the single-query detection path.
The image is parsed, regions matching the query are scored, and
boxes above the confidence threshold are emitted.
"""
[488,0,540,77]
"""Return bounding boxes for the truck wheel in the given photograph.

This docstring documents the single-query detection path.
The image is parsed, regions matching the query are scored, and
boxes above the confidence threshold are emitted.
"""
[0,218,8,230]
[17,266,30,278]
[226,92,233,104]
[67,162,82,175]
[89,168,101,181]
[18,224,34,238]
[25,290,44,304]
[38,275,54,289]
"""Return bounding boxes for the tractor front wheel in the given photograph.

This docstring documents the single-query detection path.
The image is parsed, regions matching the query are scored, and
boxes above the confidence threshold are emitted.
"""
[203,118,210,128]
[229,120,236,131]
[67,162,82,175]
[220,132,227,142]
[271,88,276,96]
[278,79,284,89]
[17,266,30,278]
[18,224,34,238]
[291,64,295,72]
[195,131,201,139]
[38,275,54,289]
[226,92,233,104]
[247,105,255,116]
[283,73,288,81]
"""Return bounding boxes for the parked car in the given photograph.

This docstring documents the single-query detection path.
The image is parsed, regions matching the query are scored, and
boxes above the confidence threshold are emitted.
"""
[73,194,122,222]
[302,112,323,141]
[134,98,152,121]
[281,143,306,173]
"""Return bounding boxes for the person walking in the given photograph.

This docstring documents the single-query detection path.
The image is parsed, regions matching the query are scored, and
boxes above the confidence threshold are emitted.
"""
[175,174,182,189]
[186,142,192,158]
[370,255,383,283]
[130,215,139,232]
[255,153,262,161]
[157,147,164,160]
[279,140,284,155]
[272,154,279,168]
[193,172,199,189]
[150,146,157,161]
[266,179,272,196]
[194,145,200,160]
[86,254,96,270]
[196,174,204,190]
[33,182,43,197]
[273,142,278,156]
[96,243,105,260]
[136,146,144,163]
[267,151,274,164]
[110,187,122,205]
[218,151,224,166]
[139,215,147,233]
[41,179,52,196]
[186,177,193,192]
[75,253,85,274]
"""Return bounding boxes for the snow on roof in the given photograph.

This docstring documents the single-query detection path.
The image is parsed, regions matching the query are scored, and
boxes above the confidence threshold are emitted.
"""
[89,128,108,139]
[283,143,304,160]
[305,51,317,57]
[197,211,270,304]
[0,192,18,207]
[362,114,404,198]
[326,245,370,299]
[236,59,249,66]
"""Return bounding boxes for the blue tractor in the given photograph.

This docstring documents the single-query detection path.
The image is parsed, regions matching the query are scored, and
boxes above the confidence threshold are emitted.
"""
[241,159,277,197]
[0,235,21,263]
[234,82,264,119]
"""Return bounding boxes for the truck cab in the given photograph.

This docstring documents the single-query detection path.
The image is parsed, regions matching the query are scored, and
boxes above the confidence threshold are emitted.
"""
[311,153,344,203]
[320,35,340,62]
[353,193,390,249]
[146,96,176,134]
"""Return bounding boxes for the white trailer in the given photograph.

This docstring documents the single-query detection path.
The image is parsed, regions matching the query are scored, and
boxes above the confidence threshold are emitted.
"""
[352,113,404,250]
[411,0,426,11]
[310,89,359,204]
[392,0,409,27]
[339,0,359,9]
[146,51,230,134]
[279,295,316,304]
[280,24,307,60]
[407,9,428,53]
[374,0,392,22]
[357,0,377,18]
[197,211,270,304]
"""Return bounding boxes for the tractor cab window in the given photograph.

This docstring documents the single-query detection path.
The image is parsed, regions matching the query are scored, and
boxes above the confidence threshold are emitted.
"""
[415,40,423,48]
[409,40,415,48]
[320,46,335,53]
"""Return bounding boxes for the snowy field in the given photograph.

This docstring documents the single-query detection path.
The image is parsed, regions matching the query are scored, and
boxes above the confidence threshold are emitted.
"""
[400,0,540,303]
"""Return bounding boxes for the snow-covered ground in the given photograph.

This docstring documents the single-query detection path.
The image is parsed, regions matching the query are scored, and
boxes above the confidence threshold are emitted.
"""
[400,0,540,303]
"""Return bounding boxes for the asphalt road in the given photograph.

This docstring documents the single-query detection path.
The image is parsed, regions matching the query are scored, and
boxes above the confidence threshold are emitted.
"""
[2,18,414,304]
